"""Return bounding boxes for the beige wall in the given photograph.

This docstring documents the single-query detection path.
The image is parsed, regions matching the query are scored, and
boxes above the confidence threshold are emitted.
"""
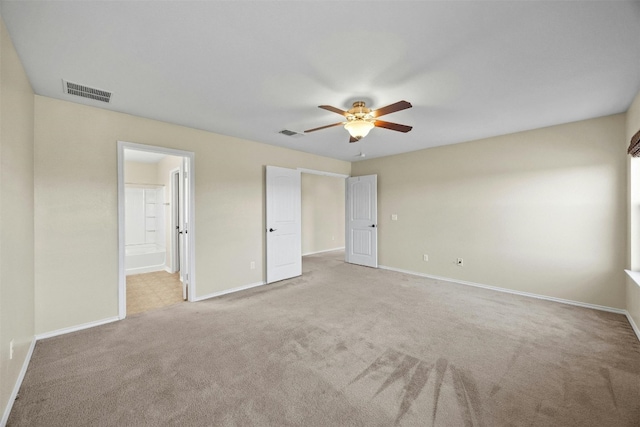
[124,161,161,185]
[34,96,351,334]
[352,114,627,308]
[0,16,35,420]
[1,7,636,417]
[626,88,640,328]
[302,174,345,255]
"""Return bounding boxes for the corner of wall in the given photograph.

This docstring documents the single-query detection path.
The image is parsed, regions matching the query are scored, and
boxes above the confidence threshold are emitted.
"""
[0,13,36,425]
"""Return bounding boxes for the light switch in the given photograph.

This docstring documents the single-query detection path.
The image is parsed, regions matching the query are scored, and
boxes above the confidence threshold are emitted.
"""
[391,214,398,221]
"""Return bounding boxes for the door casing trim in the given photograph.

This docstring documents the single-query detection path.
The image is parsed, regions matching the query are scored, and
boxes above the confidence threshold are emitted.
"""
[117,141,196,319]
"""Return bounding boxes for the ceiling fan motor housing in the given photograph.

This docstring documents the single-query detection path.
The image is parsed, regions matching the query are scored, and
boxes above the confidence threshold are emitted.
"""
[346,101,374,122]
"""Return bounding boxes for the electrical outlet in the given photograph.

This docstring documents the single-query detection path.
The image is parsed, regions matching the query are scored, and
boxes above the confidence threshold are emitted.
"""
[423,254,428,262]
[456,258,463,266]
[250,261,255,270]
[9,339,14,360]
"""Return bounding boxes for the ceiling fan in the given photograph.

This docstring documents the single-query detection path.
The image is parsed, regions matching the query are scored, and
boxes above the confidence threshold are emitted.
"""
[304,100,413,143]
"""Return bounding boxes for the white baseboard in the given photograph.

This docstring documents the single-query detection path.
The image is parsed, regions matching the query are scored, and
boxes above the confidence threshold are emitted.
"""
[379,265,627,315]
[1,337,36,427]
[194,281,267,302]
[35,316,120,341]
[125,265,165,276]
[302,247,345,256]
[625,311,640,342]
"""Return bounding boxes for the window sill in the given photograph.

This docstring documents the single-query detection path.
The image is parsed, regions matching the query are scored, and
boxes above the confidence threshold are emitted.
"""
[625,270,640,287]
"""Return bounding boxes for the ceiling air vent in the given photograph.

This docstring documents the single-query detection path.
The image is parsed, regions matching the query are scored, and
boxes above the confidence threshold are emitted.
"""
[279,129,304,138]
[62,79,112,103]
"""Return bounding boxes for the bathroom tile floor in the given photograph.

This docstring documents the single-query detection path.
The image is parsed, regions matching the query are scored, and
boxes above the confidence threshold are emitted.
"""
[126,271,184,315]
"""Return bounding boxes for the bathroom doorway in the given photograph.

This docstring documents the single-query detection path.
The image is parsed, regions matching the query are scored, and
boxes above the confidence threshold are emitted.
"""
[117,141,196,318]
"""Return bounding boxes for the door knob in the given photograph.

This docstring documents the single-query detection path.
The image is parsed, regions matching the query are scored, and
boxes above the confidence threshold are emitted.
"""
[269,228,277,232]
[370,224,377,228]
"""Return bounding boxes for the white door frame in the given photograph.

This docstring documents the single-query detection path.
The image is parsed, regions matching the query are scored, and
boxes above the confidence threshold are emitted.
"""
[169,168,180,274]
[117,141,196,319]
[297,168,350,180]
[296,168,351,259]
[299,168,379,269]
[264,168,349,276]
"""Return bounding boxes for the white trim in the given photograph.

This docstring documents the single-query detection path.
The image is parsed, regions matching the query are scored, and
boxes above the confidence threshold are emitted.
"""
[625,269,640,287]
[625,311,640,342]
[126,264,166,276]
[1,338,36,427]
[193,281,267,302]
[302,247,345,256]
[297,168,349,178]
[118,141,197,320]
[117,144,126,319]
[379,265,626,315]
[34,316,120,341]
[169,168,180,274]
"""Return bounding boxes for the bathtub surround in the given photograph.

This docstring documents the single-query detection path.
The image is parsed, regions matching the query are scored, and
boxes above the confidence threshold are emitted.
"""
[124,156,185,275]
[7,251,640,426]
[124,186,165,245]
[124,186,166,275]
[125,243,166,276]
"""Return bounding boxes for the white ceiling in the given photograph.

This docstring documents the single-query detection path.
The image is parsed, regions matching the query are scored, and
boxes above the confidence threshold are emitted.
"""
[3,1,640,162]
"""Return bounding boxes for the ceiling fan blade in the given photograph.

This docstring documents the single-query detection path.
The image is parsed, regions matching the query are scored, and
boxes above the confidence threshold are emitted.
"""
[304,122,344,133]
[349,135,358,143]
[372,100,412,117]
[319,105,347,116]
[374,120,413,133]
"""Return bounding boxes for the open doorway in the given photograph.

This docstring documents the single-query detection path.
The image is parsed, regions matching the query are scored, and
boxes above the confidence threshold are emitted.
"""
[301,171,346,256]
[117,141,196,319]
[265,167,349,284]
[266,167,377,284]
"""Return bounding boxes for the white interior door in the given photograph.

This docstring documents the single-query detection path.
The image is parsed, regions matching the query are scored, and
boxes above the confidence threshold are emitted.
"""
[346,174,378,268]
[179,158,189,300]
[266,166,302,284]
[171,170,180,274]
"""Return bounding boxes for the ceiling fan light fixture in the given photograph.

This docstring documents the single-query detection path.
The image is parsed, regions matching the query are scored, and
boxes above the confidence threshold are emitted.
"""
[344,119,374,140]
[305,100,412,143]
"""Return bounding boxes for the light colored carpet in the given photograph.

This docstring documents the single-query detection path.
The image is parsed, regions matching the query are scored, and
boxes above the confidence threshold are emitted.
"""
[8,251,640,426]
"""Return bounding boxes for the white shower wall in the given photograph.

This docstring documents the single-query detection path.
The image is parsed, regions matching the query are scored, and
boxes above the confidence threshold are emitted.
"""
[125,186,165,247]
